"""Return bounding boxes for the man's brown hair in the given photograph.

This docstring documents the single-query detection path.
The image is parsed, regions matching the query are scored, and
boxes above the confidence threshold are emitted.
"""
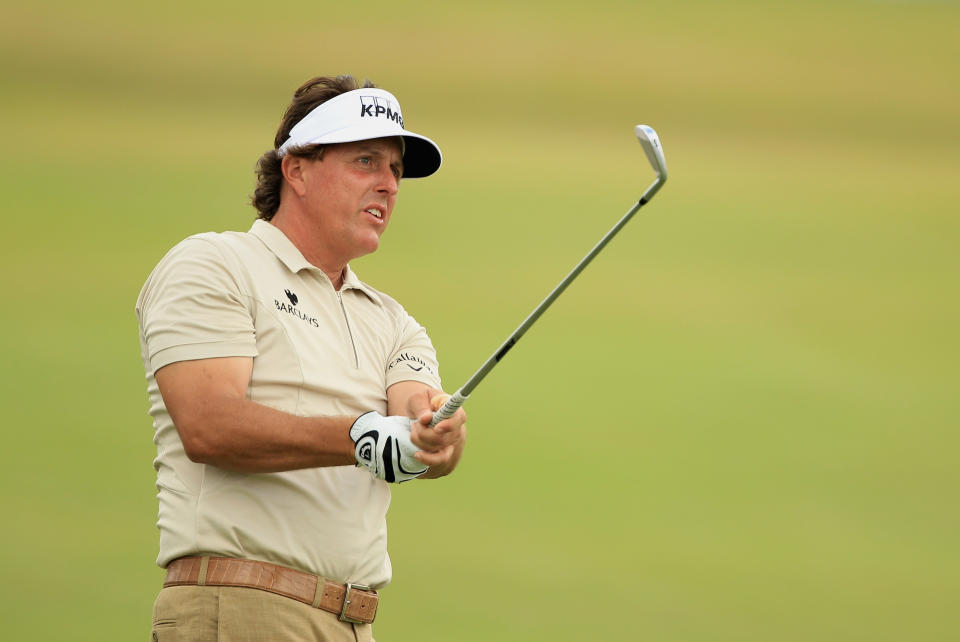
[251,75,377,220]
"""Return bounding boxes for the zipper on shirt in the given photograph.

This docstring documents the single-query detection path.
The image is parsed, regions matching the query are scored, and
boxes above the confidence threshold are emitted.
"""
[337,291,360,368]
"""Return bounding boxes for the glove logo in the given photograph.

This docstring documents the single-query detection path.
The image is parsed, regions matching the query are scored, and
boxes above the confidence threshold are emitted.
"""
[355,431,378,467]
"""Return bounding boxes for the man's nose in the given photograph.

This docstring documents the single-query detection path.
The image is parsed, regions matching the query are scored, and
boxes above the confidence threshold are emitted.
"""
[376,167,399,195]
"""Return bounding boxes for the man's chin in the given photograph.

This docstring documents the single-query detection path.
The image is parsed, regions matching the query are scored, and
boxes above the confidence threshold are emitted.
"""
[354,237,381,259]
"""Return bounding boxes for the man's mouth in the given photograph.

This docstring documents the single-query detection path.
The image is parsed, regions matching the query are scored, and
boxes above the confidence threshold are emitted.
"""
[365,207,384,220]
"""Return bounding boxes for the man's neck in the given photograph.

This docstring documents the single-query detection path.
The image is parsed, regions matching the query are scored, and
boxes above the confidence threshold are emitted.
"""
[269,208,347,290]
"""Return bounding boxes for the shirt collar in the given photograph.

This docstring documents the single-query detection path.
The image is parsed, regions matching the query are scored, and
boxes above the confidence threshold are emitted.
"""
[249,219,383,305]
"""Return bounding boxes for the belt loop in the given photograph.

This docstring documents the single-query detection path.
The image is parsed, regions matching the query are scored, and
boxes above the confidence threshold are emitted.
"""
[311,576,325,608]
[197,556,210,586]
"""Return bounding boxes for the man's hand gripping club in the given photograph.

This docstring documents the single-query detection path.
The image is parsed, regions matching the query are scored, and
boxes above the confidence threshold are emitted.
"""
[350,393,466,483]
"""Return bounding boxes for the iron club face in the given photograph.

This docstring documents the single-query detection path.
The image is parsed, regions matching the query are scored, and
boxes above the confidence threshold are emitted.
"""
[635,125,667,203]
[635,124,668,180]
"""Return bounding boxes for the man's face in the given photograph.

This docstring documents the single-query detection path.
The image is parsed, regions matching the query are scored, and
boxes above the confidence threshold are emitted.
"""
[298,137,404,263]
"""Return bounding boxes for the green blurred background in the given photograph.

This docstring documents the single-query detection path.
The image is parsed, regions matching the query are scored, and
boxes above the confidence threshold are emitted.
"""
[2,0,957,639]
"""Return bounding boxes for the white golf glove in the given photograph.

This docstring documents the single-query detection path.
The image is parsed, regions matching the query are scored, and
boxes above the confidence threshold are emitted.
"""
[349,411,428,483]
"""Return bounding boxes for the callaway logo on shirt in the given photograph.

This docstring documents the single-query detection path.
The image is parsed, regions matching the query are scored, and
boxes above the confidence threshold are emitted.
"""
[388,352,432,375]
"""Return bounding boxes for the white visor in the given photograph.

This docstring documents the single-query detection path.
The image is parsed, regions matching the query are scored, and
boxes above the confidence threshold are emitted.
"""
[276,87,442,179]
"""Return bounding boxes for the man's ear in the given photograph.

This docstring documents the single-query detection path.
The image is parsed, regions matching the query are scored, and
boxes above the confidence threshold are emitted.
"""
[281,155,309,198]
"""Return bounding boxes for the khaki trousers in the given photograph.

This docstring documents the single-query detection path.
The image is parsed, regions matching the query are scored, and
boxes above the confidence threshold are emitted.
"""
[151,585,375,642]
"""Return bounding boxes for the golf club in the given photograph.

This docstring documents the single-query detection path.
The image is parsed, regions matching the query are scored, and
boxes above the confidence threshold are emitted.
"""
[428,124,668,426]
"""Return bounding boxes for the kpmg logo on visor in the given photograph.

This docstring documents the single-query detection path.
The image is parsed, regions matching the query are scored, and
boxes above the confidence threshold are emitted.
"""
[359,95,403,128]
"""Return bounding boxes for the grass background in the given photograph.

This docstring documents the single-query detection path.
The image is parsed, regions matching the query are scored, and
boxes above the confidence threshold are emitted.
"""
[1,0,957,639]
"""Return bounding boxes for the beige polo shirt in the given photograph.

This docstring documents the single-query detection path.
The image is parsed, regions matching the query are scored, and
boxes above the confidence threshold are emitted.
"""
[136,219,442,588]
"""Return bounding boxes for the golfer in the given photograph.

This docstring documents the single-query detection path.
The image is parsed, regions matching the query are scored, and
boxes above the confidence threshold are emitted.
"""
[136,75,467,641]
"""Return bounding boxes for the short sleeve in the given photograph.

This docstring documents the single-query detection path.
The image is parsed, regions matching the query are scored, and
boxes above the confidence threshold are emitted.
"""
[136,236,258,374]
[384,307,443,390]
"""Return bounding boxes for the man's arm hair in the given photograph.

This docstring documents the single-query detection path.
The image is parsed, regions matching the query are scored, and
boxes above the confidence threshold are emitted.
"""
[156,357,356,473]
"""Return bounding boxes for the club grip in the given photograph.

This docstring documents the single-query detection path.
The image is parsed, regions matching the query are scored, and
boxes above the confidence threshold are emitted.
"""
[428,390,469,427]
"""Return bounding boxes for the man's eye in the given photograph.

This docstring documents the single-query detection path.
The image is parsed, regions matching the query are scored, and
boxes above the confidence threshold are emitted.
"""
[358,157,371,165]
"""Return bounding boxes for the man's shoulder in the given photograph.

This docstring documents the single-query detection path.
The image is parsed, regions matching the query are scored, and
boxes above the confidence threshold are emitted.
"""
[138,228,259,302]
[153,228,261,267]
[175,227,257,253]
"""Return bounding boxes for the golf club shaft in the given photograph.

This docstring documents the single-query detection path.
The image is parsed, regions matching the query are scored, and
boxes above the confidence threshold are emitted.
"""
[428,176,664,426]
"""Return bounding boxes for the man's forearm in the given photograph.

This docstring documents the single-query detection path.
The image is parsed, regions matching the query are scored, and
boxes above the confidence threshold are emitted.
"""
[171,396,357,473]
[157,357,358,473]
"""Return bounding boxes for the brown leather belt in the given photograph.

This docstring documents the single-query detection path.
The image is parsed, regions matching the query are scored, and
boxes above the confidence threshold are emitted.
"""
[164,556,379,624]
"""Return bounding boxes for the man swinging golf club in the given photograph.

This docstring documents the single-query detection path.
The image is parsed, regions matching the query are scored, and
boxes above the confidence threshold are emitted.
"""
[137,74,467,641]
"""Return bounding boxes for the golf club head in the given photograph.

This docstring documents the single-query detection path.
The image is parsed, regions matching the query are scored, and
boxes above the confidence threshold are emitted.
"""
[635,124,668,183]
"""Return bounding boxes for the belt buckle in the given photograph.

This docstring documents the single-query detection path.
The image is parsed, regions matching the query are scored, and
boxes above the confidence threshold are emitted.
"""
[339,582,371,623]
